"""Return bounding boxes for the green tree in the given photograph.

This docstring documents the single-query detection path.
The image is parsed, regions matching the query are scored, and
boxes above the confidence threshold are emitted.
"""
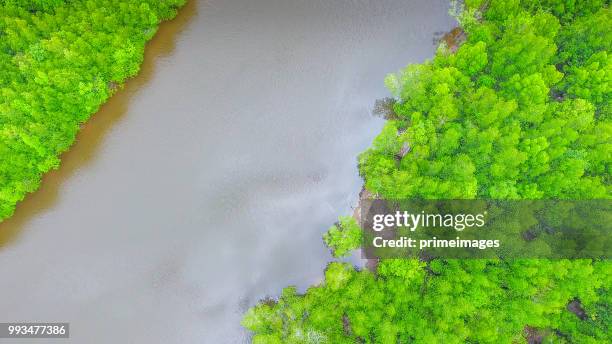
[246,1,611,342]
[0,0,186,221]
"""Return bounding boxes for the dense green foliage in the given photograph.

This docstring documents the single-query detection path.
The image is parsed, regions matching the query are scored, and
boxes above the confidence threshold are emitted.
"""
[324,216,362,258]
[245,260,610,343]
[362,2,610,200]
[0,0,185,221]
[244,1,611,342]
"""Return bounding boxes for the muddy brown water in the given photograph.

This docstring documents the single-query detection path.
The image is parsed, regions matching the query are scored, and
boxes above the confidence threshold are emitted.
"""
[0,1,454,342]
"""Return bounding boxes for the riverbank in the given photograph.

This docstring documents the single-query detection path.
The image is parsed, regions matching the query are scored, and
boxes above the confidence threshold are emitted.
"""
[0,0,195,247]
[0,1,456,342]
[0,0,187,224]
[244,1,611,341]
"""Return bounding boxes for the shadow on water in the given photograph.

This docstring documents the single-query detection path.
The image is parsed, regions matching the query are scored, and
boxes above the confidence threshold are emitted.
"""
[0,0,197,248]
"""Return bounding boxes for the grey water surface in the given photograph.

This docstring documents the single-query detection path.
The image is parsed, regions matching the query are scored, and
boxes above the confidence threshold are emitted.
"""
[0,0,454,342]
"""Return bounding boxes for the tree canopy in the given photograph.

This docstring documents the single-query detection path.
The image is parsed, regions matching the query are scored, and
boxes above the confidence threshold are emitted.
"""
[0,0,186,221]
[244,1,611,342]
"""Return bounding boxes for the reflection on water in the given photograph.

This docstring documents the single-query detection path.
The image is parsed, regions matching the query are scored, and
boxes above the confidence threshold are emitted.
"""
[0,1,454,343]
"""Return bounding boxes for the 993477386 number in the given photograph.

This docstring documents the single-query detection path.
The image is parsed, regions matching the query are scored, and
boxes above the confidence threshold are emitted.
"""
[0,323,69,338]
